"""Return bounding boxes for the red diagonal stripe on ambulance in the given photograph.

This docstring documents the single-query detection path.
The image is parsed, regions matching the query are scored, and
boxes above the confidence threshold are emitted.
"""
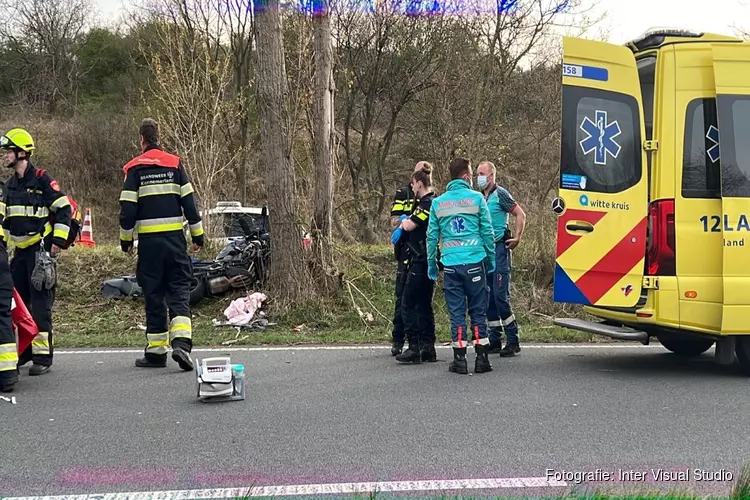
[574,216,648,304]
[555,208,608,258]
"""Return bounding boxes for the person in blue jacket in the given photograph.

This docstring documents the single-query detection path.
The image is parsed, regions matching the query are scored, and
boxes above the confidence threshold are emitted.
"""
[426,157,496,375]
[476,161,526,356]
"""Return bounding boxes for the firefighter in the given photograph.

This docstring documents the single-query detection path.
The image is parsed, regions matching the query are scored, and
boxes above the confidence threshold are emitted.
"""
[0,128,72,376]
[476,161,526,356]
[388,163,420,356]
[392,163,437,364]
[119,118,203,371]
[426,157,496,375]
[0,180,16,392]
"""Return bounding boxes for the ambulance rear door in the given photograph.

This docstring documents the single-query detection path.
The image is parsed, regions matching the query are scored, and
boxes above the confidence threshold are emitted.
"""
[711,43,750,333]
[553,37,650,308]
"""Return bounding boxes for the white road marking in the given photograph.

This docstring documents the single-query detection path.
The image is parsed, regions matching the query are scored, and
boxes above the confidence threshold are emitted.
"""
[3,476,568,499]
[54,344,662,355]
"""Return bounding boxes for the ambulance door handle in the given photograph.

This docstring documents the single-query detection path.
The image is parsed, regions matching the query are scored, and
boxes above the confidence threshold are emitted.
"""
[566,221,594,233]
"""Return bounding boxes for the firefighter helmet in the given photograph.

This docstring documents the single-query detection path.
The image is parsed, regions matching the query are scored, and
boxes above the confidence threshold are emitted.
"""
[0,128,36,155]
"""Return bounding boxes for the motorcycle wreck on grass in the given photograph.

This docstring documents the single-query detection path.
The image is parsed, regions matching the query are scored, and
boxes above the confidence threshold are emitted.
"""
[102,210,271,307]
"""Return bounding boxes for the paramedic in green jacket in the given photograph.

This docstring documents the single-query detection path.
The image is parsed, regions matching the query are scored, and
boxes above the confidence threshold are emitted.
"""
[426,157,496,375]
[476,161,526,356]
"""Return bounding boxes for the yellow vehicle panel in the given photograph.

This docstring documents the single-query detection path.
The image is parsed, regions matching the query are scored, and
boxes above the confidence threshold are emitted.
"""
[553,37,650,309]
[673,42,724,333]
[712,43,750,334]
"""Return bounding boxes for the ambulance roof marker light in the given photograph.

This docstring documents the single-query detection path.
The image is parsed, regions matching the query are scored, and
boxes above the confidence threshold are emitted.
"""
[627,27,703,52]
[637,27,702,39]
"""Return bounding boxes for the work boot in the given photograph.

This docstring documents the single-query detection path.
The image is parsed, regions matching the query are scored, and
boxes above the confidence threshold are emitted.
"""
[135,356,167,368]
[420,343,437,362]
[172,347,194,371]
[474,345,493,373]
[396,342,422,364]
[0,371,18,393]
[448,347,468,375]
[29,363,51,376]
[500,343,521,357]
[390,341,404,356]
[487,340,503,355]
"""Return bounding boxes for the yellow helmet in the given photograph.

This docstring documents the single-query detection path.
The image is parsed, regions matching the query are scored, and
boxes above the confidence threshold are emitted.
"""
[0,128,35,155]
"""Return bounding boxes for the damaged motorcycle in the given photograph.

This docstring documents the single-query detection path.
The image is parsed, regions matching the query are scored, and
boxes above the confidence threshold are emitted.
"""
[102,211,271,306]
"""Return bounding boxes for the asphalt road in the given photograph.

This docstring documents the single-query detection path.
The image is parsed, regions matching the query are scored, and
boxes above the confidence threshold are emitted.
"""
[1,343,749,499]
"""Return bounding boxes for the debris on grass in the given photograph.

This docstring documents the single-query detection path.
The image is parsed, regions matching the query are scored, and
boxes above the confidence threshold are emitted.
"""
[222,293,267,326]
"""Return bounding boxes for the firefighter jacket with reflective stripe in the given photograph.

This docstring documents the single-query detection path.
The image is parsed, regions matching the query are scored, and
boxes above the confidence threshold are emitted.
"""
[119,145,204,248]
[0,163,72,250]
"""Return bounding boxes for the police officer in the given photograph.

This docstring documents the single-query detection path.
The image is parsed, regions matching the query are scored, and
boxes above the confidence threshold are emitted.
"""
[388,165,418,356]
[476,161,526,356]
[119,118,204,371]
[392,163,437,364]
[0,128,72,376]
[0,180,17,392]
[426,157,496,375]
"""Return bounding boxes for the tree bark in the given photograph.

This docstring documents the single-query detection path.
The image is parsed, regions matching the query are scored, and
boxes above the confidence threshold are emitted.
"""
[309,0,340,294]
[253,0,308,301]
[311,0,334,242]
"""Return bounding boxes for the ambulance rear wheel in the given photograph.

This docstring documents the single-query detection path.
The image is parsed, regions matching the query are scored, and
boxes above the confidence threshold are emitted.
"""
[735,337,750,375]
[657,336,714,357]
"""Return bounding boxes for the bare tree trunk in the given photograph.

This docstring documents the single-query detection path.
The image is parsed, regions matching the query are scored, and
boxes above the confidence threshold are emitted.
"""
[254,0,309,301]
[309,0,340,293]
[312,0,334,243]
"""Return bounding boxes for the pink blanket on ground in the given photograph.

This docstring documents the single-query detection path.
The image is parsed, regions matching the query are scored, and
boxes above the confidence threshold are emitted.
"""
[223,293,267,325]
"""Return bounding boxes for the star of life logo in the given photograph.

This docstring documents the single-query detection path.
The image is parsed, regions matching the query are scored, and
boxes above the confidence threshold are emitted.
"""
[579,109,622,166]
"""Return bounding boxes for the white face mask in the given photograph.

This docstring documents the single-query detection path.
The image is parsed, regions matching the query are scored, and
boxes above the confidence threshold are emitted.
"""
[477,175,489,189]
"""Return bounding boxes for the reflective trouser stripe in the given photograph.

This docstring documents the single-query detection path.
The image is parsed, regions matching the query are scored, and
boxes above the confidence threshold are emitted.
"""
[146,332,169,355]
[487,320,503,327]
[32,332,50,355]
[0,343,18,372]
[502,314,516,326]
[451,338,490,348]
[169,316,192,341]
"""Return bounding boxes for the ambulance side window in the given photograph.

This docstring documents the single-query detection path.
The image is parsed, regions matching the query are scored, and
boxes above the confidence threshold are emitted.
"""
[681,98,720,199]
[560,86,641,194]
[720,97,750,198]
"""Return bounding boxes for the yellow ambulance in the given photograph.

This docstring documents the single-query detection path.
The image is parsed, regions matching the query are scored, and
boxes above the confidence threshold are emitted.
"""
[551,28,750,374]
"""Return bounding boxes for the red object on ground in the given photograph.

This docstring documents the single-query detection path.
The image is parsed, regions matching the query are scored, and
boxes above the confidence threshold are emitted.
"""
[11,289,39,355]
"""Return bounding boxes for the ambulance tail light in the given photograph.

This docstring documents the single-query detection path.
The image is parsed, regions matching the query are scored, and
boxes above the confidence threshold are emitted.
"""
[646,199,676,276]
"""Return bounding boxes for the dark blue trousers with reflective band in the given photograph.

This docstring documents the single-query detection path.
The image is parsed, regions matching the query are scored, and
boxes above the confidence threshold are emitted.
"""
[392,259,408,345]
[487,241,519,345]
[442,262,490,348]
[401,260,435,346]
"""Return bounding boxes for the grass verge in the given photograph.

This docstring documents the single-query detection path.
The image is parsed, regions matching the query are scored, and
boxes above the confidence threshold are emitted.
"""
[51,243,600,348]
